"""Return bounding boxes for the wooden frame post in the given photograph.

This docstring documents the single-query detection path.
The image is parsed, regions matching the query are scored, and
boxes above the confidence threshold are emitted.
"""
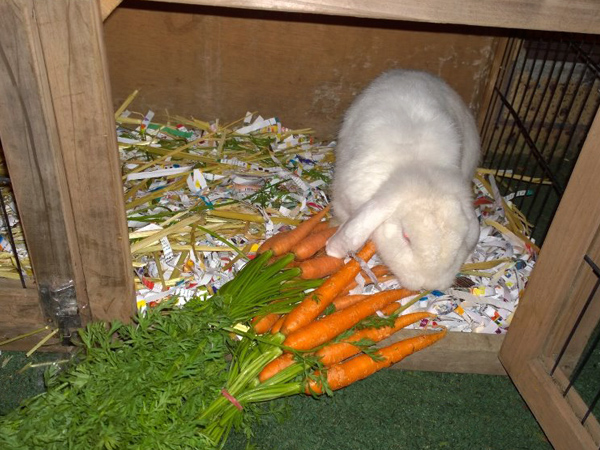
[499,109,600,448]
[0,0,135,342]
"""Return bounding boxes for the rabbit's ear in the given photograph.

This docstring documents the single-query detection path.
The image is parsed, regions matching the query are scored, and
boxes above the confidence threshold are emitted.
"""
[460,200,480,249]
[326,198,396,258]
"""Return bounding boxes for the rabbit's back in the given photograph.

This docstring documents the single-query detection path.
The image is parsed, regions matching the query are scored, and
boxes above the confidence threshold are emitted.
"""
[332,69,479,221]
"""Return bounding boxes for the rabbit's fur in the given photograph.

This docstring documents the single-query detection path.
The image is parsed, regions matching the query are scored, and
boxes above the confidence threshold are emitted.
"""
[326,69,480,290]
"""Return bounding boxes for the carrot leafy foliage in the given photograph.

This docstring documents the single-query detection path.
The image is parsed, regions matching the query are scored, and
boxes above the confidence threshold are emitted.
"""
[0,252,319,450]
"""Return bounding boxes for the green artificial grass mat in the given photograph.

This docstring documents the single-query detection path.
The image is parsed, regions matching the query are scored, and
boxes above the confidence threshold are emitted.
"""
[0,351,69,415]
[1,350,550,450]
[225,369,551,450]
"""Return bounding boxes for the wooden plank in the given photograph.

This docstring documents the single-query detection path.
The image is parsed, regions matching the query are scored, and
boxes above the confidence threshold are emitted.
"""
[500,108,600,368]
[510,360,598,449]
[0,1,86,321]
[499,104,600,449]
[383,330,506,375]
[0,0,135,327]
[105,5,496,140]
[100,0,123,20]
[0,288,44,329]
[0,278,35,290]
[35,0,136,323]
[476,37,510,133]
[545,357,600,445]
[545,228,600,377]
[141,0,600,34]
[0,287,64,352]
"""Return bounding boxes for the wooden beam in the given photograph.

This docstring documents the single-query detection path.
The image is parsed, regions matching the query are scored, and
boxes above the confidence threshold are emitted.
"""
[547,357,600,445]
[545,229,600,377]
[0,6,74,286]
[35,0,136,322]
[0,286,64,352]
[476,37,510,133]
[0,0,85,330]
[100,0,123,21]
[141,0,600,35]
[500,108,600,369]
[509,360,598,449]
[499,106,600,448]
[384,330,506,375]
[0,0,135,328]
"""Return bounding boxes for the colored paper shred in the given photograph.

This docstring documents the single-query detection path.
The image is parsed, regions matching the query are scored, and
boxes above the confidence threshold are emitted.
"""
[352,172,538,334]
[0,92,539,334]
[0,183,32,284]
[116,107,334,312]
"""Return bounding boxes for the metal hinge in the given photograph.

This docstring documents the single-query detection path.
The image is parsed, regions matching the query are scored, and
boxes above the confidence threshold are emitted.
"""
[39,281,81,345]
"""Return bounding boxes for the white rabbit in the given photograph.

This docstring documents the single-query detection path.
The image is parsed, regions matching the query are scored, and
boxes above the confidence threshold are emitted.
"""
[326,69,480,291]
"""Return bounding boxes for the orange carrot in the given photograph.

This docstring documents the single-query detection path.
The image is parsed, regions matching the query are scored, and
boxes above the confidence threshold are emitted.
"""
[267,255,301,269]
[334,265,394,298]
[258,353,296,382]
[251,313,281,334]
[265,205,331,256]
[361,264,392,279]
[331,294,369,311]
[270,315,286,334]
[281,240,377,335]
[306,328,447,394]
[291,226,339,260]
[314,311,433,366]
[331,288,414,319]
[261,309,429,382]
[310,220,332,234]
[257,229,290,255]
[338,274,396,298]
[283,289,414,351]
[378,299,408,316]
[298,255,345,280]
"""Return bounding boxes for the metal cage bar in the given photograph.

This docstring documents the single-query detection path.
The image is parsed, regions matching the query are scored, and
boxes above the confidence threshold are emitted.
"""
[481,33,600,245]
[548,254,600,426]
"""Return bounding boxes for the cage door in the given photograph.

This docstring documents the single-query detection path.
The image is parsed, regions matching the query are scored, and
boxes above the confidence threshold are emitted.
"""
[499,108,600,449]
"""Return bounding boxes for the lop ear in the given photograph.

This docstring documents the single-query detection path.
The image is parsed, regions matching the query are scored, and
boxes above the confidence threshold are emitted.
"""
[326,198,396,258]
[461,199,480,249]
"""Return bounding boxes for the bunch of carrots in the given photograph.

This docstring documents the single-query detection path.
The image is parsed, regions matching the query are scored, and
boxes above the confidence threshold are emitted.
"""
[247,204,447,395]
[198,205,448,446]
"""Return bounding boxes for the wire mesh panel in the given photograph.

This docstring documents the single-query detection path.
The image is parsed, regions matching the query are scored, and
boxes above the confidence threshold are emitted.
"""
[550,254,600,428]
[481,33,600,245]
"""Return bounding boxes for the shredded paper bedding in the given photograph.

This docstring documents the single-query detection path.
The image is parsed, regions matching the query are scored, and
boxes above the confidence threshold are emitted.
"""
[0,99,538,334]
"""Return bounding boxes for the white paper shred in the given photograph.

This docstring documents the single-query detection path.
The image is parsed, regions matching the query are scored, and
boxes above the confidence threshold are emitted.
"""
[115,111,537,333]
[353,174,537,334]
[0,107,539,335]
[119,113,334,311]
[126,166,192,181]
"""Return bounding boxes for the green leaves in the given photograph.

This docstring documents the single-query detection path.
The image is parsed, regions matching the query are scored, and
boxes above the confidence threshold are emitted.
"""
[243,180,289,208]
[356,313,398,330]
[0,253,324,449]
[0,300,232,449]
[218,251,319,324]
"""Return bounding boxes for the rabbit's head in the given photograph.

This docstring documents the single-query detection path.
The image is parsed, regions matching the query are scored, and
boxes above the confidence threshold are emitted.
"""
[327,170,479,290]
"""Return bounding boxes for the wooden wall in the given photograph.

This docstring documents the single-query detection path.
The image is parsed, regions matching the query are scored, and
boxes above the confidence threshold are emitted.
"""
[104,1,501,139]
